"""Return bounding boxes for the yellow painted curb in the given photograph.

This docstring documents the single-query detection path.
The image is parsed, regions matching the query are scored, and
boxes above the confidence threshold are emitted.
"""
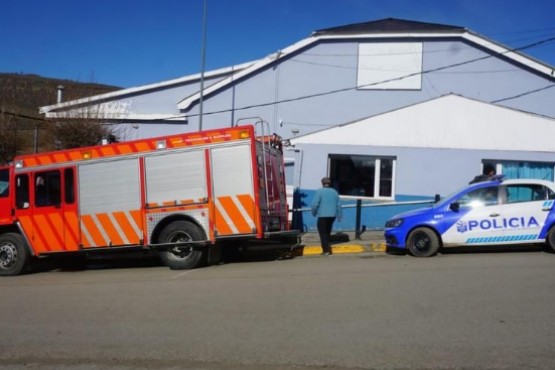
[302,244,366,255]
[302,246,326,255]
[370,243,386,252]
[332,244,366,254]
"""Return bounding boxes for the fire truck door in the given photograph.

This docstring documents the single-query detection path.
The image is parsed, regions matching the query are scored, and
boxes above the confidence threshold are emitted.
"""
[18,168,79,253]
[211,144,257,236]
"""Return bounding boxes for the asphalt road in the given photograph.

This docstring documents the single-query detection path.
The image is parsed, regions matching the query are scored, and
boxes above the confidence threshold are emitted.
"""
[1,249,555,370]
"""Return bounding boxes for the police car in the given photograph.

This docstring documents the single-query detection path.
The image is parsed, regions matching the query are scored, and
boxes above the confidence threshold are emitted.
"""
[384,176,555,257]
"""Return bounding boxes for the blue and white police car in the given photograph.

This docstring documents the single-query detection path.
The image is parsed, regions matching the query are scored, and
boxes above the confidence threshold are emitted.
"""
[384,176,555,257]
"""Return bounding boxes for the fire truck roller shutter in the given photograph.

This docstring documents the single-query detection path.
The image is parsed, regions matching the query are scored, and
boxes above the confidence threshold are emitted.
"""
[211,143,257,236]
[144,149,208,208]
[157,220,205,270]
[78,158,142,248]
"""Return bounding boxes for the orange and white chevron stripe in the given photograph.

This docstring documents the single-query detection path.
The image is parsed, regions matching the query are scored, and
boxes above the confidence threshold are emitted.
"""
[214,194,257,235]
[18,212,80,253]
[80,210,143,248]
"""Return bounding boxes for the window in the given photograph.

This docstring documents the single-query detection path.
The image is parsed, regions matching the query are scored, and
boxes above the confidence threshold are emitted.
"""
[35,170,61,207]
[64,168,75,204]
[16,175,29,209]
[357,42,423,90]
[0,169,8,198]
[483,160,554,181]
[329,154,395,198]
[505,184,554,203]
[284,159,295,187]
[457,186,499,208]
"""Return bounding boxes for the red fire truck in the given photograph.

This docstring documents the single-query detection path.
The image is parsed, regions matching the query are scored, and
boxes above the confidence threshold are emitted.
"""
[0,124,296,276]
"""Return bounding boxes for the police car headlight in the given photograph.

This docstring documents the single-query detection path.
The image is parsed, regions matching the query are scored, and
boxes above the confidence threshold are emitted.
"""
[385,218,404,228]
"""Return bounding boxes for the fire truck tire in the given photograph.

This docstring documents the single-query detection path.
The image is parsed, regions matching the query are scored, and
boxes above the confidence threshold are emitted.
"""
[158,221,205,270]
[0,233,30,276]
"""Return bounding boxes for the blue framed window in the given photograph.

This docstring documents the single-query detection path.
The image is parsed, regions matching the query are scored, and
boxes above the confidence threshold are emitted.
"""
[483,160,554,181]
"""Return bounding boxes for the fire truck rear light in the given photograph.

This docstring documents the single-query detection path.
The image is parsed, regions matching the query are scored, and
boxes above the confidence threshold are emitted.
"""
[15,160,23,169]
[239,131,250,139]
[82,151,92,159]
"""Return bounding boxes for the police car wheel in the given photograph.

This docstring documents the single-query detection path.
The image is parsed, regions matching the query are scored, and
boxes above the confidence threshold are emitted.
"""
[545,227,555,253]
[158,221,205,270]
[406,228,440,257]
[0,233,30,276]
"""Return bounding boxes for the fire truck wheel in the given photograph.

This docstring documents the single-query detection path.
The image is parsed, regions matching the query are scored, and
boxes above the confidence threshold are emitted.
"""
[0,233,30,276]
[158,221,205,270]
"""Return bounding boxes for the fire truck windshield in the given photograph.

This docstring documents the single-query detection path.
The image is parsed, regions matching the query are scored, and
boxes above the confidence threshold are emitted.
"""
[0,169,8,197]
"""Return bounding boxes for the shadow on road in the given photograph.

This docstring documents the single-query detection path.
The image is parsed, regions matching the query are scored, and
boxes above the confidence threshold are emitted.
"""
[385,244,548,257]
[29,247,297,274]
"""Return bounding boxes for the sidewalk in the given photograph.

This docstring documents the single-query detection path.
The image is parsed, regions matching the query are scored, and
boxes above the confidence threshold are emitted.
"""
[298,230,387,256]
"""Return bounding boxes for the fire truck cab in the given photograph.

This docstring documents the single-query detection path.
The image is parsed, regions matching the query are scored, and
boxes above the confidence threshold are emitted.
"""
[0,124,296,276]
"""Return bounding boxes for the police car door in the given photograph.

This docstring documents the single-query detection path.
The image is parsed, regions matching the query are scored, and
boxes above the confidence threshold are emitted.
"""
[441,185,505,246]
[499,183,551,244]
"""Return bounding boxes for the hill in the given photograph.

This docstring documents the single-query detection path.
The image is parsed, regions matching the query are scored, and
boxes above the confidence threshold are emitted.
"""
[0,73,120,123]
[0,73,120,156]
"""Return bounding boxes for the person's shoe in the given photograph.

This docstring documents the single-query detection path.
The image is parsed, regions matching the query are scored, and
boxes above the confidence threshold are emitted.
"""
[321,252,331,256]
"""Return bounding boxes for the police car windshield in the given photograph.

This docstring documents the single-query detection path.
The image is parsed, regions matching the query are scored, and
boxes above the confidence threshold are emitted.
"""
[435,190,459,207]
[435,181,498,208]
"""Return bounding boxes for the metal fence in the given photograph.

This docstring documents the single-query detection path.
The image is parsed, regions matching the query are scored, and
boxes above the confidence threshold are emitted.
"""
[291,199,435,238]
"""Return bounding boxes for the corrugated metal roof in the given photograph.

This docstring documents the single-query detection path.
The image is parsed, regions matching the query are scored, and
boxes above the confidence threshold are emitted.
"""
[312,18,466,36]
[290,94,555,153]
[39,61,257,116]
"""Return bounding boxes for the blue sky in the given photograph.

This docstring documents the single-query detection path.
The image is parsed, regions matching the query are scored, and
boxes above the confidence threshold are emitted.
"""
[2,0,554,88]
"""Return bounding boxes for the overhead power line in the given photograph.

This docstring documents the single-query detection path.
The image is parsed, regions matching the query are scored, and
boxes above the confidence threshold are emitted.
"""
[0,110,47,122]
[491,84,555,103]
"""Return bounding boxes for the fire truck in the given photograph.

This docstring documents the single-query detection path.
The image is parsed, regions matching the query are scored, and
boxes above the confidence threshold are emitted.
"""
[0,124,296,276]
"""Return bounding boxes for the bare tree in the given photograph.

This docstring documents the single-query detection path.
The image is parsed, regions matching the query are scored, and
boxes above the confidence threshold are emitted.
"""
[0,80,31,164]
[50,120,113,149]
[0,108,19,165]
[46,91,127,150]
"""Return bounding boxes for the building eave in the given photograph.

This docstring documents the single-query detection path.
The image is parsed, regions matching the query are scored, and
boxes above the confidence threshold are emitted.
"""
[43,112,187,121]
[39,61,256,115]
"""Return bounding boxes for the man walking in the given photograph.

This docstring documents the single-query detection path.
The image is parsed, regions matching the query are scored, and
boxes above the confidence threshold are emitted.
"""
[311,177,342,255]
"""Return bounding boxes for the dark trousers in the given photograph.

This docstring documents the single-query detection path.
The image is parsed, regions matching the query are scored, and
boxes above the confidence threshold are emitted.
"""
[317,217,336,253]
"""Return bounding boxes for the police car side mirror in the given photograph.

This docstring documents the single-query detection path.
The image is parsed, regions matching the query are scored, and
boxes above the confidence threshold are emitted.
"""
[434,194,440,203]
[449,202,460,212]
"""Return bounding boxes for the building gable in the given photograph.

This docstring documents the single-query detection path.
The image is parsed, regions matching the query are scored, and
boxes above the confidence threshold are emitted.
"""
[290,94,555,153]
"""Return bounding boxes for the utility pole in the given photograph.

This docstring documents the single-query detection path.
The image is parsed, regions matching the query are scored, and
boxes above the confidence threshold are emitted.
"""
[198,0,207,131]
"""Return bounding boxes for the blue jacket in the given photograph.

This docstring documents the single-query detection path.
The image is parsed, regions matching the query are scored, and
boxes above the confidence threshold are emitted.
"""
[311,187,342,219]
